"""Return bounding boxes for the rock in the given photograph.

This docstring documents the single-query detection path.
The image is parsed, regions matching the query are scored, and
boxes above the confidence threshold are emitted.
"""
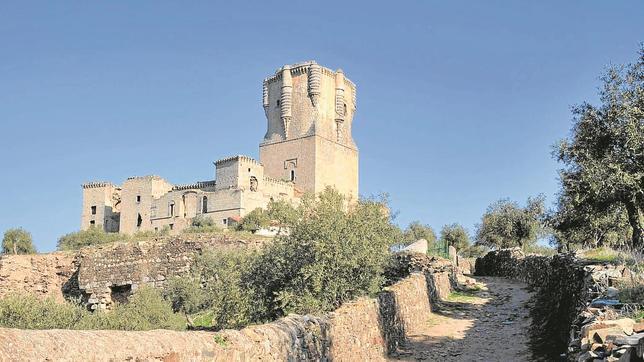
[590,299,622,308]
[633,322,644,334]
[582,319,636,340]
[606,287,619,298]
[400,239,428,254]
[606,332,644,346]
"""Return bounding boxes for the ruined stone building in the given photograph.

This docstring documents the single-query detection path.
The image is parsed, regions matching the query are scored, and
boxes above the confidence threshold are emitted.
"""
[81,61,359,234]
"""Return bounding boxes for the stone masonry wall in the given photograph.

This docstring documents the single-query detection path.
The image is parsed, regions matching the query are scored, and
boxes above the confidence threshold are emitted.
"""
[0,266,454,361]
[77,234,266,310]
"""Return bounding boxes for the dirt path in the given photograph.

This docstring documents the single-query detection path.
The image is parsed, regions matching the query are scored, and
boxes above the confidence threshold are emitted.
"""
[392,276,534,361]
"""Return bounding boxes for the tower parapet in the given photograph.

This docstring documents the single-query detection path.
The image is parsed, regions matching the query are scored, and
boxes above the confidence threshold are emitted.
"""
[259,61,359,199]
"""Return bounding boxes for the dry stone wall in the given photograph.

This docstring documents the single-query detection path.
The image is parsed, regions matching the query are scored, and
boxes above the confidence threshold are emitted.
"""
[476,248,643,361]
[0,254,456,361]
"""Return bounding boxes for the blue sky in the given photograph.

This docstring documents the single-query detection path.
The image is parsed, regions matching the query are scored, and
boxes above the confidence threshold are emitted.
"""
[1,1,642,252]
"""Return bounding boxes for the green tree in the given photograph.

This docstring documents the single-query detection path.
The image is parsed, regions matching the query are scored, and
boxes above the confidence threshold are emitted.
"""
[548,196,631,250]
[237,208,270,232]
[403,221,437,246]
[475,196,546,249]
[553,48,644,249]
[439,223,470,252]
[2,228,36,255]
[247,187,398,319]
[266,199,300,227]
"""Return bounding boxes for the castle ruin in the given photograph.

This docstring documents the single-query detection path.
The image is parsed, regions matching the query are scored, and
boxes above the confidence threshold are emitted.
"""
[81,61,359,234]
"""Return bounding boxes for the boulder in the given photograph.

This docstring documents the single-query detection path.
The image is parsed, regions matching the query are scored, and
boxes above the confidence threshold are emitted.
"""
[400,239,428,254]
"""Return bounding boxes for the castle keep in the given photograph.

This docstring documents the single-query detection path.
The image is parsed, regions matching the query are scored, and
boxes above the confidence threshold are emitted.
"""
[81,61,359,234]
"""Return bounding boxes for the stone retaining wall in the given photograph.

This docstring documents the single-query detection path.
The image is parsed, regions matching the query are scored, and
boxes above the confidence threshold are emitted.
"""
[0,266,453,361]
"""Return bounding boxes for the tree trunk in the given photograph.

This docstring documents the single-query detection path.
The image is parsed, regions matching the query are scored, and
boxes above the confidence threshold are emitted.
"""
[625,202,644,250]
[13,243,17,255]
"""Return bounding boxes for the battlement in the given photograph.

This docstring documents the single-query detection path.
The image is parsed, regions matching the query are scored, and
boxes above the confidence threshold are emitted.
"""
[126,175,163,181]
[82,181,116,189]
[214,155,261,166]
[263,60,356,91]
[172,180,217,191]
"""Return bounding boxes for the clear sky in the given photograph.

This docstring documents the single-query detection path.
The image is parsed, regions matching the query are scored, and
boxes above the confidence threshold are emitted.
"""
[1,1,642,252]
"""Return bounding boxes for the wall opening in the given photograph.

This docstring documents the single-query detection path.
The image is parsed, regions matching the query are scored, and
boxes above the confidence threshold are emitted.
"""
[110,284,132,305]
[90,220,95,226]
[250,176,258,192]
[169,201,175,217]
[290,170,295,181]
[90,206,97,215]
[136,195,141,203]
[202,196,208,213]
[137,213,142,227]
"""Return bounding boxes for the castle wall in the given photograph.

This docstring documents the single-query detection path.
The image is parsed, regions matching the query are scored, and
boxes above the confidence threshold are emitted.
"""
[81,183,120,232]
[315,135,359,200]
[259,136,317,193]
[119,176,173,234]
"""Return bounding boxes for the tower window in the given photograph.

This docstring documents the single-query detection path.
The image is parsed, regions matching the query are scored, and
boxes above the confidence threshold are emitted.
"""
[169,224,174,230]
[202,196,208,213]
[137,214,142,227]
[136,195,141,203]
[290,170,295,181]
[276,99,280,107]
[222,219,228,225]
[90,220,95,225]
[90,206,97,215]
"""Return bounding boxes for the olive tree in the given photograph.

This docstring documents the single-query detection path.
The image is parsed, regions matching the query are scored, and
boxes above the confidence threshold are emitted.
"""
[2,228,36,255]
[475,196,546,249]
[553,48,644,249]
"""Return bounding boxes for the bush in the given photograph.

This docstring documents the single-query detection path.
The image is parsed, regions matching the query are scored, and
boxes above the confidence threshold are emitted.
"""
[237,208,270,232]
[57,227,123,251]
[183,215,222,234]
[0,294,86,329]
[2,228,36,255]
[0,287,185,331]
[164,250,256,330]
[247,188,398,318]
[79,287,185,331]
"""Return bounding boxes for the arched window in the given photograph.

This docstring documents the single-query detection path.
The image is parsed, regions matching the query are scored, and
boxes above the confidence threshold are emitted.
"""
[202,196,208,214]
[169,201,175,217]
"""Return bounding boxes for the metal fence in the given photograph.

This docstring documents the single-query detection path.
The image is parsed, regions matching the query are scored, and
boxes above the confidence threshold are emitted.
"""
[428,239,449,259]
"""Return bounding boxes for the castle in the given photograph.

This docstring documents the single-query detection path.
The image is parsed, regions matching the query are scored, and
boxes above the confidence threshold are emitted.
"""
[81,61,359,234]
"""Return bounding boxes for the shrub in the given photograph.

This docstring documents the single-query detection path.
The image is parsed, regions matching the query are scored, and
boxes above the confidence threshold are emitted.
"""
[165,250,256,330]
[2,228,36,255]
[0,294,86,329]
[247,188,398,318]
[0,287,185,331]
[57,227,123,251]
[183,215,222,234]
[237,208,270,232]
[79,287,185,331]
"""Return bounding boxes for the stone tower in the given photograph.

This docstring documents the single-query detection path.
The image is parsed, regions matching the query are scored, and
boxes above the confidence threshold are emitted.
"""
[259,61,359,199]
